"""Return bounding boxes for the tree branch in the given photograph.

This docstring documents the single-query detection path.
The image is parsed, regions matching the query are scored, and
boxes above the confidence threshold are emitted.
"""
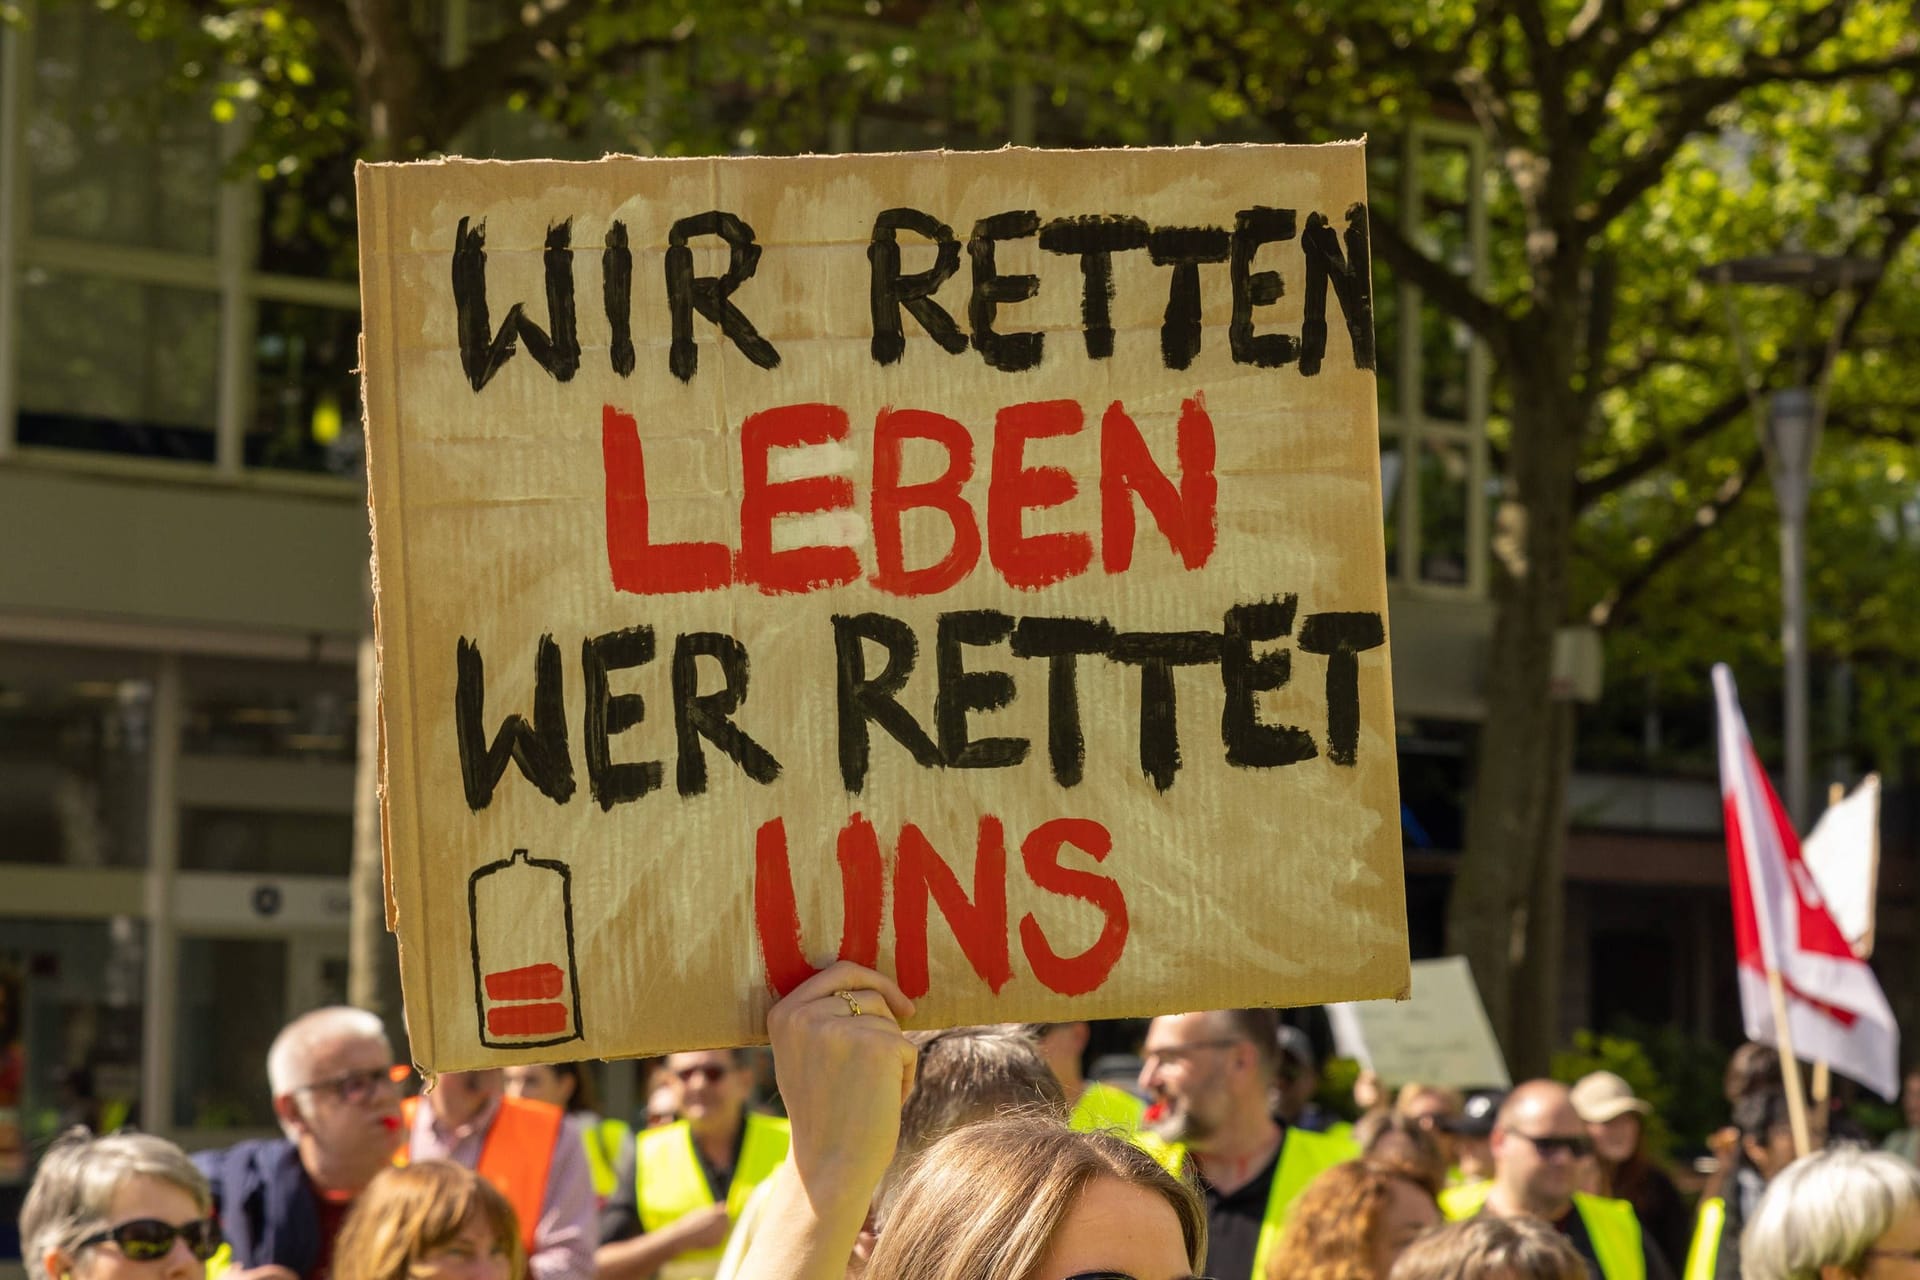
[433,0,601,142]
[1577,248,1617,420]
[1571,0,1713,130]
[1368,213,1518,357]
[1585,448,1765,629]
[1573,388,1749,510]
[1577,4,1877,234]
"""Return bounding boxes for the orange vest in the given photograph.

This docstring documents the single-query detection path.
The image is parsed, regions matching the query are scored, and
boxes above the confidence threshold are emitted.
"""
[400,1094,562,1253]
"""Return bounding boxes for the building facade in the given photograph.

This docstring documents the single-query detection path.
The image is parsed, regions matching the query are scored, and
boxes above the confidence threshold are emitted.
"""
[0,2,1514,1259]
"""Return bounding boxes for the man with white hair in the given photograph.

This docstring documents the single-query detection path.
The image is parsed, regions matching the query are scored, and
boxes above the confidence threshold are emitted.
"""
[194,1005,406,1280]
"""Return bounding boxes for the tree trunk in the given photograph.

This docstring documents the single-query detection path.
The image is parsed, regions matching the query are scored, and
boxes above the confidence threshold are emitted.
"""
[1510,699,1576,1079]
[1447,368,1583,1072]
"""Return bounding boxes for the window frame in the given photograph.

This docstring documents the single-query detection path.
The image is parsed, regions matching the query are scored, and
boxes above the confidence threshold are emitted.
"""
[1375,119,1491,600]
[0,4,360,486]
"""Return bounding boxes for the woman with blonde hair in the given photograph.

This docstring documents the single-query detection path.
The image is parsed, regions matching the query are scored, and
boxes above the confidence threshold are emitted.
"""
[1266,1160,1439,1280]
[332,1161,524,1280]
[733,962,1206,1280]
[1388,1216,1587,1280]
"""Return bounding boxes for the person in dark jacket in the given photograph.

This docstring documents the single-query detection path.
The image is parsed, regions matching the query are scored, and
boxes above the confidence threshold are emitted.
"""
[194,1007,407,1280]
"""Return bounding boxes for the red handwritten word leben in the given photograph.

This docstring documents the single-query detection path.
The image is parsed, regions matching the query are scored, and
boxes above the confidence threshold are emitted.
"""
[602,396,1217,598]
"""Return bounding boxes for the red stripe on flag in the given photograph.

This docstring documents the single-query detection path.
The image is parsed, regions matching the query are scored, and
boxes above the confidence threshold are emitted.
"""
[484,963,565,1001]
[487,1003,570,1037]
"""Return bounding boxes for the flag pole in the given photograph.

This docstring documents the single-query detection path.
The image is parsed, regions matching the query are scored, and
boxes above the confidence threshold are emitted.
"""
[1811,1059,1831,1148]
[1808,780,1842,1151]
[1766,969,1813,1157]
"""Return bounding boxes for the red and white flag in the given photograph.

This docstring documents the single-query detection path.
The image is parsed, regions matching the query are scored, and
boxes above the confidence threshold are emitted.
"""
[1713,664,1899,1100]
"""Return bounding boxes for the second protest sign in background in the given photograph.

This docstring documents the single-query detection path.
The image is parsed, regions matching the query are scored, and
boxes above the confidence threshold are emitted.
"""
[358,143,1408,1070]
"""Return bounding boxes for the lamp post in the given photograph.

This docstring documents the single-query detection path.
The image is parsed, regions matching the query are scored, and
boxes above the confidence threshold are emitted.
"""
[1700,254,1879,829]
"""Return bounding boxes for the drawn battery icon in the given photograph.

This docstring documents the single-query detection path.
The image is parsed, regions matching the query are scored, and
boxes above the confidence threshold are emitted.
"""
[469,849,584,1048]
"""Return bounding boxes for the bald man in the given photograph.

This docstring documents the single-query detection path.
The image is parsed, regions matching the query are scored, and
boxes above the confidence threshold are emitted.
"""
[1438,1080,1674,1280]
[1137,1009,1358,1280]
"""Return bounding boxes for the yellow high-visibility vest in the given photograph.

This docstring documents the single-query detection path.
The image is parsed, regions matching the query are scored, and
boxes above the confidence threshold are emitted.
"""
[582,1114,634,1200]
[635,1112,790,1280]
[1071,1081,1148,1135]
[1439,1182,1646,1280]
[1164,1126,1360,1280]
[1684,1197,1726,1280]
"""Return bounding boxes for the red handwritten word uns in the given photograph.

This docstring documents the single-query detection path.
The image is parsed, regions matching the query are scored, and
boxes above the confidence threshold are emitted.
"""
[753,813,1127,1000]
[601,396,1215,597]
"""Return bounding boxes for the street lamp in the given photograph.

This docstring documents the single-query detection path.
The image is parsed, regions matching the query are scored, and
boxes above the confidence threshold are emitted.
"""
[1700,253,1880,829]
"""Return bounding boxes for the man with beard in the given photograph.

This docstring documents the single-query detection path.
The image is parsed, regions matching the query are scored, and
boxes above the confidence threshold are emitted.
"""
[196,1007,409,1280]
[1137,1009,1359,1280]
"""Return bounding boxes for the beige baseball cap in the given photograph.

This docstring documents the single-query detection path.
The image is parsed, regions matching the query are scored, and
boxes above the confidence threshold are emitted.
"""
[1571,1070,1653,1123]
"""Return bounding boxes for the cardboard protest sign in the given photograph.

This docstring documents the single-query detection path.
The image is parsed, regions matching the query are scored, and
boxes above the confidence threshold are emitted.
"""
[1327,956,1509,1088]
[357,144,1408,1070]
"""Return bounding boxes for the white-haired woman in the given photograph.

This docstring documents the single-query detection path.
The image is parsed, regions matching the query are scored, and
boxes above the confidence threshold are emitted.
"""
[1743,1146,1920,1280]
[21,1129,225,1280]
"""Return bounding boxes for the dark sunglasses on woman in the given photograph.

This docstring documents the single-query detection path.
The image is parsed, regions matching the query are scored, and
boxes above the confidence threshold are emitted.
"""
[77,1218,224,1262]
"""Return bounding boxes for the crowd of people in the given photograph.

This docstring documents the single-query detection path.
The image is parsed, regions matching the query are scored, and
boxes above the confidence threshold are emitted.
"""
[16,974,1920,1280]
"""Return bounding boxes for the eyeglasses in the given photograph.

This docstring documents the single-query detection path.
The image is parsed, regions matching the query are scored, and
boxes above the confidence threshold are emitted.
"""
[675,1064,732,1085]
[1512,1132,1593,1159]
[1141,1039,1248,1069]
[296,1063,411,1105]
[1065,1272,1215,1280]
[77,1218,224,1262]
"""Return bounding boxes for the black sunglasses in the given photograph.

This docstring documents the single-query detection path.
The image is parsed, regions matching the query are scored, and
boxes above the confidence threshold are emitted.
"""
[675,1064,732,1085]
[1513,1132,1593,1159]
[77,1218,223,1263]
[1065,1273,1214,1280]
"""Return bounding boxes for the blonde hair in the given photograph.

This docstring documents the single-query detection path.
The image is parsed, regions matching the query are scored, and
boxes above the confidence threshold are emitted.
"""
[1742,1147,1920,1280]
[866,1116,1205,1280]
[1267,1160,1435,1280]
[332,1162,525,1280]
[21,1130,210,1280]
[1389,1216,1586,1280]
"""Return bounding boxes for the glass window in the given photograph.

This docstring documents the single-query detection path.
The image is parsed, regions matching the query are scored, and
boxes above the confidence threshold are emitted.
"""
[251,301,363,477]
[182,660,357,763]
[173,937,285,1130]
[26,6,221,255]
[1418,436,1471,586]
[1420,302,1472,422]
[16,271,220,462]
[256,164,359,282]
[178,809,352,877]
[1374,266,1400,417]
[0,918,148,1191]
[1366,141,1400,230]
[0,674,151,868]
[1415,139,1473,423]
